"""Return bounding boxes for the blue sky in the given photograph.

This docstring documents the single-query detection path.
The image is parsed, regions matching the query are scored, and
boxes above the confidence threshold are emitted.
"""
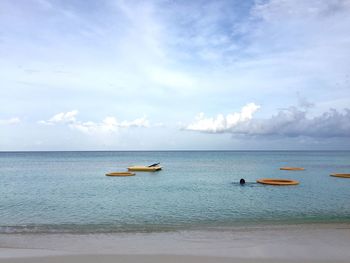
[0,0,350,150]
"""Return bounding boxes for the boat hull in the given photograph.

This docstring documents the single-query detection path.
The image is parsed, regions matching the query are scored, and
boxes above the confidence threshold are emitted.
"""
[106,172,135,176]
[128,166,162,172]
[330,173,350,178]
[280,167,305,171]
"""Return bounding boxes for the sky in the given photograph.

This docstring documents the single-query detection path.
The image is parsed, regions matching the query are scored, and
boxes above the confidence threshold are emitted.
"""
[0,0,350,150]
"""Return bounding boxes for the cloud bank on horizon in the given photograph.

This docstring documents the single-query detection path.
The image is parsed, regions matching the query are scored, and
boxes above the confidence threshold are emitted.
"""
[0,0,350,150]
[186,103,350,138]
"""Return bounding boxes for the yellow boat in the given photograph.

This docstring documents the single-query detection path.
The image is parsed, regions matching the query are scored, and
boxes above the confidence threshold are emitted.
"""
[257,178,299,186]
[106,172,135,177]
[128,166,162,172]
[280,167,305,171]
[330,173,350,178]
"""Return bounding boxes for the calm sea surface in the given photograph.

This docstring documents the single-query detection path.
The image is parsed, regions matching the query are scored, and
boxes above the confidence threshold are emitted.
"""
[0,151,349,233]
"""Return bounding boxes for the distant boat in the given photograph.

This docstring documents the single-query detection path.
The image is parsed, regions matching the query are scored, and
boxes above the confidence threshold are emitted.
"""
[280,167,305,171]
[128,165,162,172]
[330,173,350,178]
[106,172,135,176]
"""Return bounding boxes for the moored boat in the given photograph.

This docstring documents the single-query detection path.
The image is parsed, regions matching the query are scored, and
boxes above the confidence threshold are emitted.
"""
[106,172,135,176]
[330,173,350,178]
[128,166,162,172]
[280,167,305,171]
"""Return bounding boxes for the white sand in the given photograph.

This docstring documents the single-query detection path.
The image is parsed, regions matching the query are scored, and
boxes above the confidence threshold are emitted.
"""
[1,223,350,263]
[2,254,349,263]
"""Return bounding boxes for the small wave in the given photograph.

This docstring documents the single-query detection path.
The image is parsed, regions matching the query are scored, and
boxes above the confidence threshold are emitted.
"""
[3,217,350,235]
[0,224,187,235]
[230,182,262,187]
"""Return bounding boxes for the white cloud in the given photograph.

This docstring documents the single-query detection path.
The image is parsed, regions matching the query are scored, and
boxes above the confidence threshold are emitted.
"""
[39,111,150,134]
[120,117,150,128]
[72,116,150,134]
[38,110,78,125]
[0,117,20,125]
[186,105,350,138]
[186,103,260,133]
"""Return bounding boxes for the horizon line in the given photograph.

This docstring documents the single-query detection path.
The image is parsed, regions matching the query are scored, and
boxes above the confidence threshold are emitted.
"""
[0,149,349,153]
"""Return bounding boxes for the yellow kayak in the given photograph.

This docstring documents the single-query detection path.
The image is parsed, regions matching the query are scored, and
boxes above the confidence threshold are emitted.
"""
[330,173,350,178]
[280,167,305,171]
[106,172,135,176]
[128,166,162,172]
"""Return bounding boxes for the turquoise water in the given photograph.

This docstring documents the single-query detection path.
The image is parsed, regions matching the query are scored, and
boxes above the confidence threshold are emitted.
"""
[0,151,349,233]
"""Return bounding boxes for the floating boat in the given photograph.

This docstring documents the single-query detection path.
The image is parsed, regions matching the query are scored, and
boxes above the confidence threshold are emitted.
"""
[106,172,135,177]
[280,167,305,171]
[257,178,299,186]
[330,173,350,178]
[128,166,162,172]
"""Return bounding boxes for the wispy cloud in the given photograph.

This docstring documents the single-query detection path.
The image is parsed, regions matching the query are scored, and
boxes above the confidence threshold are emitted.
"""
[39,111,150,134]
[0,117,20,125]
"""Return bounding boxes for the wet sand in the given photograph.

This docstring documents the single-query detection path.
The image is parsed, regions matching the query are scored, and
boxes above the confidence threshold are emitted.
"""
[2,254,349,263]
[1,223,350,263]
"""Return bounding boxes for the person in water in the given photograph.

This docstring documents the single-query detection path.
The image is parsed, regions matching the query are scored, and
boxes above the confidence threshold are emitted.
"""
[240,178,246,185]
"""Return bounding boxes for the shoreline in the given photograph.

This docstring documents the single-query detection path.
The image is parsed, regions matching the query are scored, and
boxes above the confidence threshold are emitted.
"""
[2,219,350,235]
[1,223,350,262]
[2,254,350,263]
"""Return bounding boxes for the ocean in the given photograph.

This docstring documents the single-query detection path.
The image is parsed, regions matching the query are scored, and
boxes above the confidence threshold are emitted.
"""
[0,151,349,234]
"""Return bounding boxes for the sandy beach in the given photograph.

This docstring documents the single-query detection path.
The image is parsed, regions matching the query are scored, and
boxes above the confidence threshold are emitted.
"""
[2,254,349,263]
[1,223,350,263]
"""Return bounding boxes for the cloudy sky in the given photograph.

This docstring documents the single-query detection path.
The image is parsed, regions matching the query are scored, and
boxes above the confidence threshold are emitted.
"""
[0,0,350,150]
